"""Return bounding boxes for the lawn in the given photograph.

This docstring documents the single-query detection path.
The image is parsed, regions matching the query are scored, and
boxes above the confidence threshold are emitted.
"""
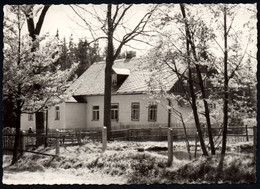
[2,141,256,184]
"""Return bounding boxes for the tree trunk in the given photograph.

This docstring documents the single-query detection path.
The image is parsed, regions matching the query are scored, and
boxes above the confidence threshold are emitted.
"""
[188,71,208,156]
[12,7,22,165]
[168,99,171,128]
[180,3,208,156]
[195,65,215,155]
[36,112,45,146]
[45,110,48,147]
[103,4,114,140]
[26,6,50,143]
[11,96,22,165]
[26,5,50,40]
[221,6,228,155]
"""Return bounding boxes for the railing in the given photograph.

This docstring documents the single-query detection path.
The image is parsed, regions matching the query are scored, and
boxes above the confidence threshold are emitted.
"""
[110,126,255,142]
[2,125,256,152]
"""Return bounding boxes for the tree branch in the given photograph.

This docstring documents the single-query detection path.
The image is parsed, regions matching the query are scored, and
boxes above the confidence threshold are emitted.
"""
[112,5,133,31]
[35,5,50,36]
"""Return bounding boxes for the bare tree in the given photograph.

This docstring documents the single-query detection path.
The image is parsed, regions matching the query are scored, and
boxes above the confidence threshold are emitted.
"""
[24,5,50,40]
[180,4,214,155]
[144,3,256,158]
[71,4,158,139]
[221,5,228,155]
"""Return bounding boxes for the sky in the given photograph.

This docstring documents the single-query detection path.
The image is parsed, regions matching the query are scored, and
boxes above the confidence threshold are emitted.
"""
[38,4,154,56]
[4,4,258,62]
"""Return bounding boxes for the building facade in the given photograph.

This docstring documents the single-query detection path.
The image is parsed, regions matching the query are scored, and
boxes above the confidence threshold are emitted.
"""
[21,57,193,131]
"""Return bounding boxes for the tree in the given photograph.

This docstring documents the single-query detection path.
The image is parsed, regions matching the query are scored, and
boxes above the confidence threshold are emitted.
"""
[22,5,52,145]
[145,3,256,156]
[207,4,257,155]
[145,4,215,156]
[74,39,101,77]
[57,37,72,71]
[55,35,102,79]
[23,5,50,41]
[3,5,77,164]
[221,5,229,156]
[179,3,212,155]
[70,4,158,139]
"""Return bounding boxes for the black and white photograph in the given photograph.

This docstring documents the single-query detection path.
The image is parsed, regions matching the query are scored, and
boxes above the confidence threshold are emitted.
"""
[2,2,257,185]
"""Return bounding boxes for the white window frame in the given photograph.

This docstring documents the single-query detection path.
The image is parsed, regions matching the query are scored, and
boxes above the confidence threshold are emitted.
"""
[112,73,117,86]
[92,106,100,121]
[148,104,157,122]
[55,106,60,120]
[131,102,140,121]
[111,103,119,121]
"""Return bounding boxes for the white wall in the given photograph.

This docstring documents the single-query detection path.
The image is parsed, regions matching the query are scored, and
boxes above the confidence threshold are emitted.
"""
[48,102,66,130]
[21,94,192,131]
[21,102,87,131]
[84,94,192,129]
[65,103,87,129]
[169,100,193,127]
[21,113,36,131]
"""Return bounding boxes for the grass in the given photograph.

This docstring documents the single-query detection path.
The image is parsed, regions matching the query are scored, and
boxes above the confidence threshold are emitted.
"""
[3,141,256,184]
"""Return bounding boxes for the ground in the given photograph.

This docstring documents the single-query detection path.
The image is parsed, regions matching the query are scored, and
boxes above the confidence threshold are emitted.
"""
[2,141,256,184]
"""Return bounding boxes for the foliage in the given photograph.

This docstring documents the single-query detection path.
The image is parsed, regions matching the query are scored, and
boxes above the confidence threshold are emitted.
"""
[56,34,102,78]
[3,5,78,114]
[3,141,256,184]
[73,39,102,77]
[3,34,77,113]
[143,4,257,155]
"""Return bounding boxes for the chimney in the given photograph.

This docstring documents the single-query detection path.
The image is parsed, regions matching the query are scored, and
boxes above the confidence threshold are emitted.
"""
[125,51,136,59]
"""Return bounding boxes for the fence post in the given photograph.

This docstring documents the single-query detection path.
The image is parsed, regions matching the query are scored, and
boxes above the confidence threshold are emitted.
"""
[22,131,26,153]
[55,129,60,155]
[128,129,130,141]
[78,131,82,145]
[253,126,257,162]
[72,131,74,144]
[245,125,249,142]
[159,125,162,141]
[167,128,173,166]
[194,132,198,159]
[102,127,107,152]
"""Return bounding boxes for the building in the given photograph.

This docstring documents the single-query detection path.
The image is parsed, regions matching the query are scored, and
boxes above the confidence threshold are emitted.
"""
[21,57,193,131]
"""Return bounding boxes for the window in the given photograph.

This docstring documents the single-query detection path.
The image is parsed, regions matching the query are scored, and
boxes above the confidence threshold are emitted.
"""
[111,104,119,121]
[112,74,117,86]
[92,106,99,121]
[55,106,60,120]
[28,114,34,121]
[131,102,140,121]
[148,104,157,122]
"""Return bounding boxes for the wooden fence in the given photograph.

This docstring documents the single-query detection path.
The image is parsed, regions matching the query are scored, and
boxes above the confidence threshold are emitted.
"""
[2,125,256,153]
[110,126,255,142]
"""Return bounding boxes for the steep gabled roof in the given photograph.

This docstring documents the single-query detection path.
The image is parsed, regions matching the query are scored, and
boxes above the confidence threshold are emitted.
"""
[116,71,151,94]
[65,57,179,100]
[71,62,105,96]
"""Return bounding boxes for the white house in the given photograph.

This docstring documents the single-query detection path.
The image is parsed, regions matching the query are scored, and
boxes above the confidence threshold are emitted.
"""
[21,57,192,131]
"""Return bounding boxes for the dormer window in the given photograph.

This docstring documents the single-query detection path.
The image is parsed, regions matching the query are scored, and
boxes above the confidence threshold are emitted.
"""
[112,68,130,87]
[112,73,117,86]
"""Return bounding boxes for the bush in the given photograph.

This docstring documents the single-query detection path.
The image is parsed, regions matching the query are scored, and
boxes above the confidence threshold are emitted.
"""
[127,154,256,184]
